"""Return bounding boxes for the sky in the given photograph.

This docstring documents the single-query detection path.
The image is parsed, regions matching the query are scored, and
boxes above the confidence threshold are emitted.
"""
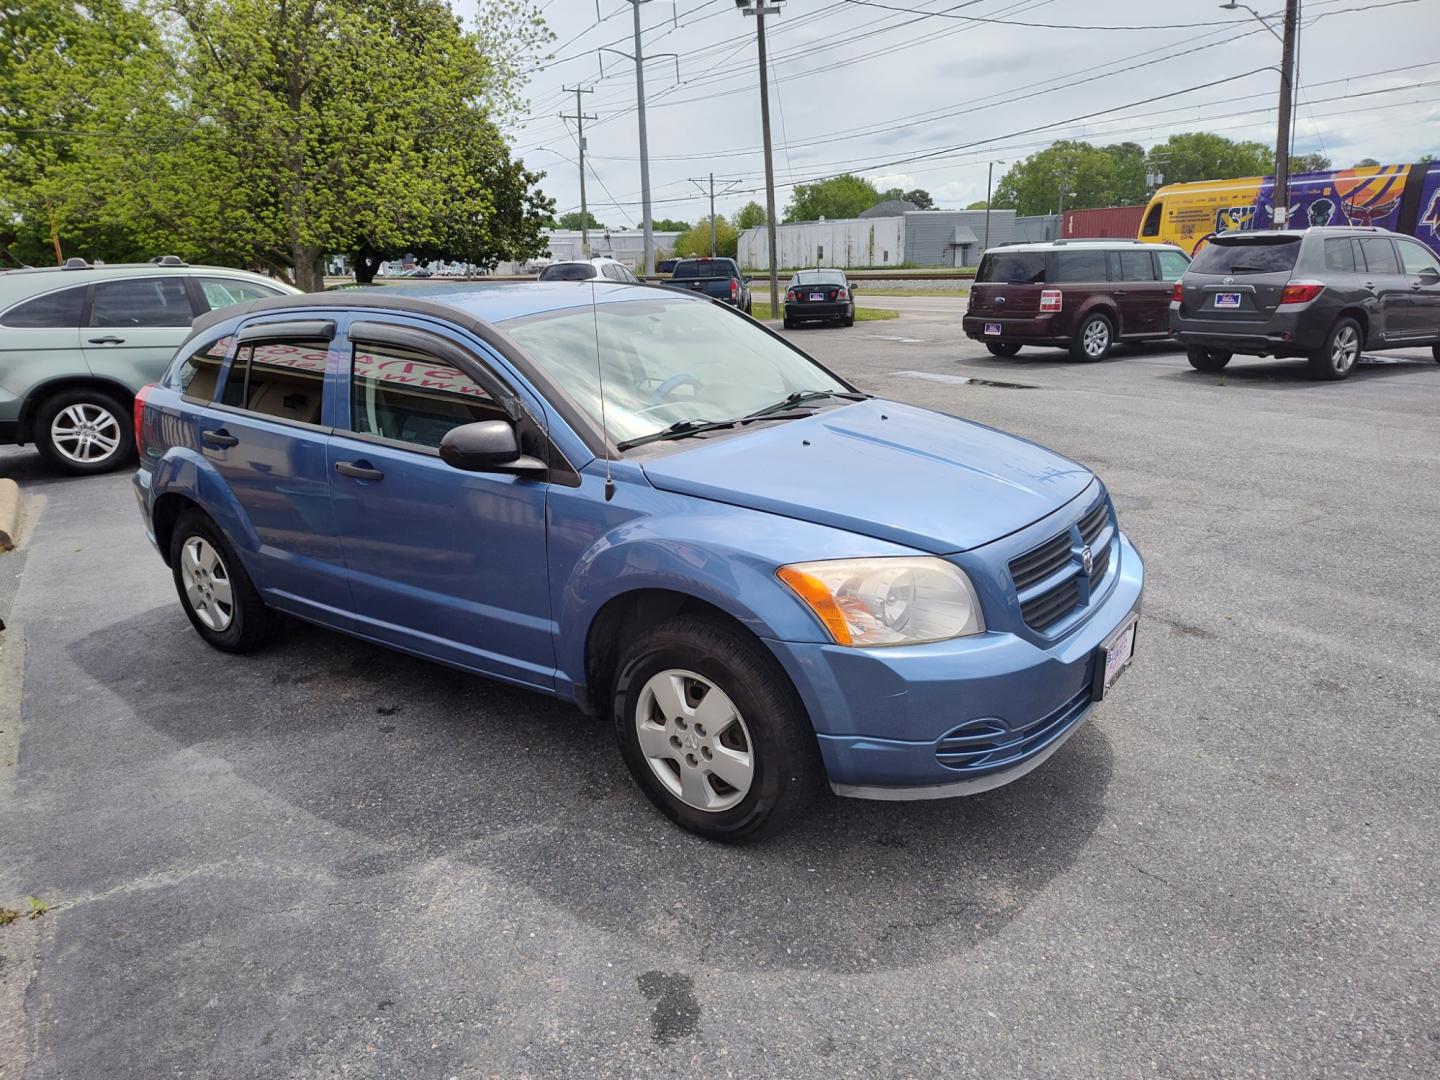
[460,0,1440,227]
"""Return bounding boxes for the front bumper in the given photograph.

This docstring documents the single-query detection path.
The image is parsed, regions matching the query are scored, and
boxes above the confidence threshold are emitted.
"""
[765,533,1143,799]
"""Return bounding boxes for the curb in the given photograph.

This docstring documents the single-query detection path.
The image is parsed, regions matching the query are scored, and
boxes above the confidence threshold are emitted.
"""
[0,478,18,552]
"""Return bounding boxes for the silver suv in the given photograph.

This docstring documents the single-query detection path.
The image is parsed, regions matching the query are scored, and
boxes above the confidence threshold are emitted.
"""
[0,257,297,473]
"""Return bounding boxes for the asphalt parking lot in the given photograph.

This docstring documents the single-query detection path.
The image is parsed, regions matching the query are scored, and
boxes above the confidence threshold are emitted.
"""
[2,313,1438,1078]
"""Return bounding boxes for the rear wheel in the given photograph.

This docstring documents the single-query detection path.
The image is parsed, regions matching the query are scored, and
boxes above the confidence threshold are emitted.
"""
[1308,316,1361,380]
[1186,346,1232,372]
[612,615,822,842]
[986,341,1022,358]
[34,388,133,475]
[1431,343,1439,364]
[1070,313,1113,362]
[842,306,855,327]
[783,316,795,329]
[169,510,278,653]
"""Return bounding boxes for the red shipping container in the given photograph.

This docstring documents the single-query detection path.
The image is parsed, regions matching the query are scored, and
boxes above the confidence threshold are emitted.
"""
[1061,206,1146,240]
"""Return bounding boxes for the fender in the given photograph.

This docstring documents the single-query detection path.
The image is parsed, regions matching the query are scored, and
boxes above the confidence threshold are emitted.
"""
[1072,297,1122,338]
[149,444,262,564]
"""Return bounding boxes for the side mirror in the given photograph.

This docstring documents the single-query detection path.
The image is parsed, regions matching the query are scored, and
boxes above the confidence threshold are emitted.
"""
[439,420,545,475]
[1420,266,1440,285]
[742,276,752,284]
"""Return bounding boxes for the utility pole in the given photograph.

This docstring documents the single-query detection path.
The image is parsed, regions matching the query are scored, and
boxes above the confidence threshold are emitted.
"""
[560,86,597,258]
[983,161,999,253]
[687,174,743,257]
[1273,0,1299,227]
[739,1,783,314]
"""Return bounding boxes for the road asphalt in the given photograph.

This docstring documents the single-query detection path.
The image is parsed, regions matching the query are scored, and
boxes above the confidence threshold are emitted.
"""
[1,317,1437,1078]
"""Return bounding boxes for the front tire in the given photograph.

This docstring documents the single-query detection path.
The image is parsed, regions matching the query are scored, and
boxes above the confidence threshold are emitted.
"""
[986,341,1022,358]
[1186,346,1232,372]
[612,615,822,842]
[169,511,278,653]
[1431,342,1439,364]
[1070,313,1114,361]
[34,388,134,475]
[1308,316,1362,380]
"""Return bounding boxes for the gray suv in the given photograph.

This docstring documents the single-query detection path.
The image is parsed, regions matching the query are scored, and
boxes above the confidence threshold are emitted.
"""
[0,258,296,473]
[1170,226,1440,380]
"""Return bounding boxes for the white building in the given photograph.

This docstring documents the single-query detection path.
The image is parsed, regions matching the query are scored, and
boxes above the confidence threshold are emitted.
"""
[541,229,683,270]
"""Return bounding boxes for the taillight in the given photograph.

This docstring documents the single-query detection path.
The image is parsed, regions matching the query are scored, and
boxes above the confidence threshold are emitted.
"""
[836,287,849,300]
[134,383,155,459]
[1171,282,1184,303]
[786,288,796,302]
[1040,289,1062,313]
[730,278,738,300]
[1279,281,1324,305]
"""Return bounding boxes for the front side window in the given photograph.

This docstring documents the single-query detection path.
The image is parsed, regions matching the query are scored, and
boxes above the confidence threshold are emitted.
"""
[977,252,1046,283]
[350,342,508,449]
[200,277,283,310]
[1141,202,1163,237]
[91,277,195,327]
[176,334,235,401]
[1155,249,1190,282]
[1396,239,1440,277]
[220,339,328,424]
[1052,251,1108,283]
[504,296,848,447]
[1,284,88,328]
[1357,238,1400,274]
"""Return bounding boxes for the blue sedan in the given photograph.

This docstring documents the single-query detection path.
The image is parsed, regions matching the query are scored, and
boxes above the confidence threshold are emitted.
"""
[133,281,1142,841]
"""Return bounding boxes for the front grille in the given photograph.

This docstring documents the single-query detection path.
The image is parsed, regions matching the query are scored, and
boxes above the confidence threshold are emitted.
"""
[935,686,1093,775]
[1009,497,1116,633]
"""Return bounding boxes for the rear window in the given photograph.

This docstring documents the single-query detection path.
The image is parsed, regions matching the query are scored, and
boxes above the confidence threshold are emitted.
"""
[1052,250,1109,283]
[1188,237,1301,275]
[977,252,1046,284]
[672,261,733,279]
[793,270,844,285]
[1,284,87,328]
[539,263,597,281]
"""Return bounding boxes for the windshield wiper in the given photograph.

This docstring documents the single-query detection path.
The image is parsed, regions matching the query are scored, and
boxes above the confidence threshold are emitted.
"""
[741,389,869,422]
[616,418,735,452]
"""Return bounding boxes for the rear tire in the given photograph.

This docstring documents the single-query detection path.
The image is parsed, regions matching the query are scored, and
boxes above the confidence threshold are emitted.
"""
[612,615,822,843]
[169,510,279,653]
[1431,343,1439,364]
[843,307,855,327]
[34,388,134,475]
[986,341,1022,358]
[1186,346,1232,372]
[783,316,795,329]
[1070,313,1114,362]
[1308,316,1362,381]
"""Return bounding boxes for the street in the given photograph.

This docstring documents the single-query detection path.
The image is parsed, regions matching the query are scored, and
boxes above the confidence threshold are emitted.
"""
[2,317,1438,1078]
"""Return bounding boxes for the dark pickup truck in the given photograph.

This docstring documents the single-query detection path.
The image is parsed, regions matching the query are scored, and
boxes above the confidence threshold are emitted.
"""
[666,257,752,312]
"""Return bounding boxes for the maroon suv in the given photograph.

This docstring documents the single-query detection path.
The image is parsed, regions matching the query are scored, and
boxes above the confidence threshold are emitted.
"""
[964,240,1191,361]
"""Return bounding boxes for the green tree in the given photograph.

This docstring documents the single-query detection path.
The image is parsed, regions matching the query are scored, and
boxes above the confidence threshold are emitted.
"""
[880,187,935,210]
[1144,132,1272,186]
[966,199,989,210]
[557,210,605,230]
[1100,142,1149,205]
[784,174,880,222]
[733,200,767,229]
[674,215,737,259]
[1353,157,1381,167]
[652,218,689,232]
[1288,152,1332,174]
[991,141,1125,216]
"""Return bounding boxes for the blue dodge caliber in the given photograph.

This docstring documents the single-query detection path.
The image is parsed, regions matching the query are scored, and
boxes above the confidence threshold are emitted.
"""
[134,283,1142,841]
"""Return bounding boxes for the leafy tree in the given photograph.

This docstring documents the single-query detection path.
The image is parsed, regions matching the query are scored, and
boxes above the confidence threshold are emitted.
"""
[1144,132,1272,186]
[733,200,767,229]
[991,141,1126,216]
[652,218,689,233]
[880,187,935,210]
[1100,142,1149,206]
[674,215,737,259]
[1288,152,1332,174]
[557,210,605,230]
[784,174,880,222]
[1353,158,1381,167]
[1418,153,1435,164]
[966,199,989,210]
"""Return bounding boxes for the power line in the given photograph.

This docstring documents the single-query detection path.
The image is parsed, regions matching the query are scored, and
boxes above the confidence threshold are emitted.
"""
[840,0,1267,29]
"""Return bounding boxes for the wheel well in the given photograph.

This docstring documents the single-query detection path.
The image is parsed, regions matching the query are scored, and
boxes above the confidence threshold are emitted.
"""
[582,589,752,718]
[1336,307,1369,341]
[20,377,136,435]
[151,493,204,566]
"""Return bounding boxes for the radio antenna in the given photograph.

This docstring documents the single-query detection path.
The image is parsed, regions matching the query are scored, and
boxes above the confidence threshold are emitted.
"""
[589,280,616,501]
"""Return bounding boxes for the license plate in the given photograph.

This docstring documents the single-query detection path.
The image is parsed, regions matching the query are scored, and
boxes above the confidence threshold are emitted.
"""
[809,292,824,301]
[1214,292,1242,308]
[984,322,1002,335]
[1093,617,1138,700]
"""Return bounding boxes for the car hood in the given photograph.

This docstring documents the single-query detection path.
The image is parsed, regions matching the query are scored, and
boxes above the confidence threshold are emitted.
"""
[639,399,1095,553]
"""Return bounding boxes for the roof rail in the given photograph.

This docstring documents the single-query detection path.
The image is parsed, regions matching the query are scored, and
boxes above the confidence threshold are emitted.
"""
[61,257,91,270]
[151,254,187,266]
[1051,237,1145,245]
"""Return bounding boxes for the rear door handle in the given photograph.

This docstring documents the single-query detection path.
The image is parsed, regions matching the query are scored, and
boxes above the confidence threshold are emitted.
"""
[87,336,125,345]
[335,460,384,481]
[201,429,238,449]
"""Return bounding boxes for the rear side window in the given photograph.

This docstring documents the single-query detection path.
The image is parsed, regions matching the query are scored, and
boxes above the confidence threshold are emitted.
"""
[350,342,507,449]
[539,263,596,281]
[1052,251,1108,283]
[199,278,283,310]
[601,264,624,281]
[91,277,195,327]
[1,285,87,328]
[220,339,328,425]
[1155,249,1190,282]
[176,334,235,401]
[977,252,1046,283]
[1188,238,1301,275]
[1116,251,1156,282]
[1357,238,1400,274]
[1396,239,1440,276]
[1324,238,1357,273]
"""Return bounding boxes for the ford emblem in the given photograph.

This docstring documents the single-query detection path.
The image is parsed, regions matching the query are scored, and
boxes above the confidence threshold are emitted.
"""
[995,295,1006,304]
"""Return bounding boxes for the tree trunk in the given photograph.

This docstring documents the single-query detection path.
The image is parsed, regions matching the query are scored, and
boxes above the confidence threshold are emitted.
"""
[291,245,325,292]
[353,247,383,284]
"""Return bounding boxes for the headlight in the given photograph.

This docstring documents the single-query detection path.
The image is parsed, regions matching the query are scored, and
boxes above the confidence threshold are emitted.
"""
[777,557,985,646]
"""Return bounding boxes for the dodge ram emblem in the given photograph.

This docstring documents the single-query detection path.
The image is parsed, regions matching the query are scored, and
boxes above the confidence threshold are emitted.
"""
[1081,545,1094,576]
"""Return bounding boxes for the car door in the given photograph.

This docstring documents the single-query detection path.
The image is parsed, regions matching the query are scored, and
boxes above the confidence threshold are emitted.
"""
[82,275,203,390]
[1110,249,1164,336]
[1355,237,1409,341]
[203,319,352,615]
[0,283,88,402]
[1393,237,1440,340]
[325,318,556,690]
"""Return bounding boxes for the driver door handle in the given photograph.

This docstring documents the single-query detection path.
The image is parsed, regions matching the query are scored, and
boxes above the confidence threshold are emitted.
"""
[335,460,384,482]
[87,336,125,345]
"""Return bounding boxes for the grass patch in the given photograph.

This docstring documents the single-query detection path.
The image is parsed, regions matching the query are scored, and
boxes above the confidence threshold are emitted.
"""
[749,302,899,322]
[852,286,971,297]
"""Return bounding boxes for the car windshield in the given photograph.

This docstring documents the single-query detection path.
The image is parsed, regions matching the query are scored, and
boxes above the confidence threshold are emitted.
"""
[539,263,597,281]
[977,252,1046,283]
[503,296,850,447]
[1189,237,1301,275]
[671,260,731,278]
[793,271,844,285]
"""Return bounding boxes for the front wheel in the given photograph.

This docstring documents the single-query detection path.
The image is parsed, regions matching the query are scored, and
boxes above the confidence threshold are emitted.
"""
[986,341,1022,358]
[34,389,134,475]
[169,511,279,653]
[1070,313,1113,362]
[612,616,822,842]
[1308,316,1362,380]
[1186,346,1232,372]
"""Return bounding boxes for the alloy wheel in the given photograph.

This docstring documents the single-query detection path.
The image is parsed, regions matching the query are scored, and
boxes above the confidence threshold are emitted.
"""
[1331,324,1359,373]
[634,669,755,812]
[180,537,235,632]
[49,403,121,465]
[1083,319,1110,358]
